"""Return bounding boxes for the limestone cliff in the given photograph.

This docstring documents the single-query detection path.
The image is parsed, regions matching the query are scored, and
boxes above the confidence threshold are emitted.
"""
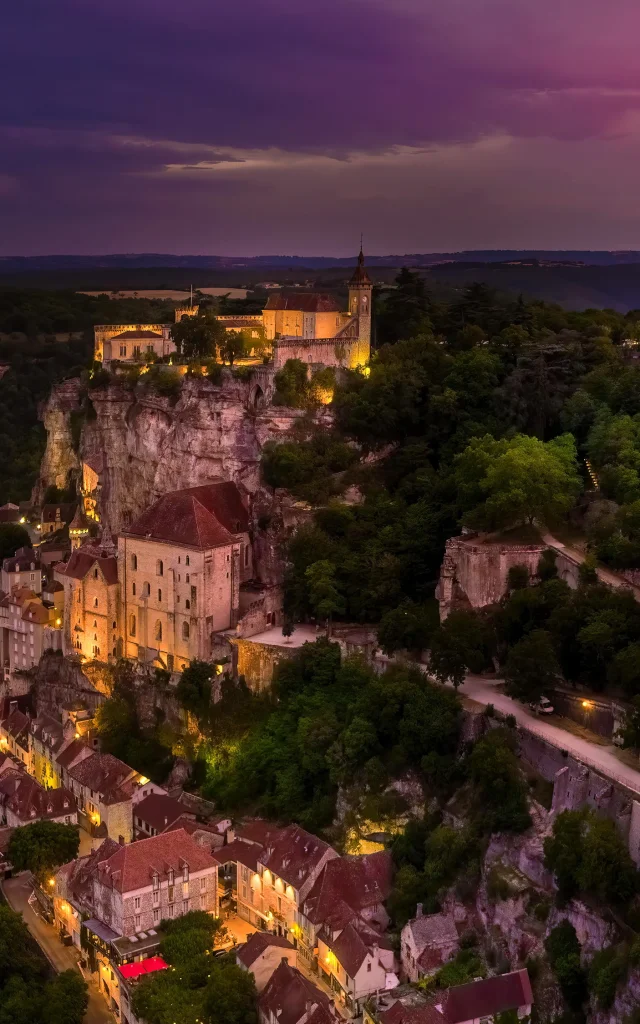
[37,370,305,583]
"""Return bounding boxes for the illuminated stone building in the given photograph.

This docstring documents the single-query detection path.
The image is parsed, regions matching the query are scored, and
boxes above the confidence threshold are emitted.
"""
[55,546,120,662]
[118,481,252,671]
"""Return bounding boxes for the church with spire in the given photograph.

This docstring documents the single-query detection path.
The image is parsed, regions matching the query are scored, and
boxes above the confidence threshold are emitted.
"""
[267,247,372,371]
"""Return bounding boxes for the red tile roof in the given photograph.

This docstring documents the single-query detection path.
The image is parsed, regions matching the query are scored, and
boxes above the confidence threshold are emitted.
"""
[134,793,191,833]
[260,961,335,1024]
[259,824,336,890]
[1,709,31,747]
[162,815,223,838]
[328,921,371,978]
[67,751,134,798]
[264,293,343,313]
[237,931,294,968]
[124,481,248,550]
[96,828,218,894]
[57,548,119,586]
[214,839,261,873]
[303,852,392,928]
[56,738,90,772]
[381,1002,444,1024]
[111,330,163,340]
[4,776,76,823]
[234,819,279,846]
[443,970,533,1024]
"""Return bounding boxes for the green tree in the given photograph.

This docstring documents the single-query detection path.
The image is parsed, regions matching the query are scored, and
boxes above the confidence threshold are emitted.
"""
[377,601,436,656]
[377,267,434,346]
[468,729,531,833]
[219,330,249,366]
[616,694,640,748]
[8,821,79,884]
[544,808,638,903]
[304,559,345,627]
[429,610,492,688]
[544,921,587,1011]
[273,358,310,408]
[504,629,560,704]
[588,945,627,1010]
[41,971,88,1024]
[454,433,581,530]
[171,310,226,360]
[176,660,215,720]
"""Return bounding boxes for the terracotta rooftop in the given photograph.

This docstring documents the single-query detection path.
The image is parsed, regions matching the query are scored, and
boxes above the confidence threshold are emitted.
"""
[214,839,261,873]
[237,931,294,969]
[4,775,76,823]
[134,793,191,833]
[162,814,224,838]
[259,824,336,890]
[1,709,31,746]
[67,751,134,799]
[111,330,163,340]
[380,1001,444,1024]
[3,547,39,573]
[260,960,335,1024]
[57,548,118,586]
[264,293,343,313]
[442,970,533,1024]
[123,481,248,550]
[95,827,218,894]
[234,818,279,846]
[405,913,458,957]
[304,852,392,928]
[328,921,371,978]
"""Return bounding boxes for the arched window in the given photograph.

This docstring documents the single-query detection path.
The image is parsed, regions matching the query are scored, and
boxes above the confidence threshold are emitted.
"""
[185,555,190,566]
[129,615,136,637]
[155,620,162,642]
[182,622,190,640]
[94,598,98,608]
[143,582,150,597]
[93,568,99,579]
[185,574,190,584]
[156,559,164,577]
[112,621,116,629]
[131,553,137,571]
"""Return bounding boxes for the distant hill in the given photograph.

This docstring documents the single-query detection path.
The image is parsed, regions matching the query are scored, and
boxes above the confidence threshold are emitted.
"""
[4,252,640,310]
[2,250,640,271]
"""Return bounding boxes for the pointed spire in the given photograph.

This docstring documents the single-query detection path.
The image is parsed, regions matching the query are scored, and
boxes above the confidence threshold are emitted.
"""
[349,240,371,287]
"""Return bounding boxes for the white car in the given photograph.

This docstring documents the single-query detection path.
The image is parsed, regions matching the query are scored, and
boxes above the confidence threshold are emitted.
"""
[529,696,554,715]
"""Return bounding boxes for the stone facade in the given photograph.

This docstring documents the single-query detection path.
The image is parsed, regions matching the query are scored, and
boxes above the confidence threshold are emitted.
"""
[56,549,120,662]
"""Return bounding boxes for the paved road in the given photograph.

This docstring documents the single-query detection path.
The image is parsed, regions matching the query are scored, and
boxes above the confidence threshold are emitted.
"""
[459,674,640,795]
[2,874,113,1024]
[542,530,640,602]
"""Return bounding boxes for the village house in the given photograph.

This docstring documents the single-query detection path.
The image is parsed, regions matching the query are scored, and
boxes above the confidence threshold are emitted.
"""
[30,712,75,789]
[0,766,77,828]
[40,502,77,536]
[0,704,32,769]
[0,587,61,676]
[55,545,120,662]
[54,829,220,984]
[259,959,339,1024]
[436,969,533,1024]
[300,852,392,965]
[65,751,142,844]
[317,919,397,1016]
[118,481,252,670]
[133,792,194,839]
[162,813,229,853]
[1,546,42,594]
[401,907,459,983]
[237,932,297,992]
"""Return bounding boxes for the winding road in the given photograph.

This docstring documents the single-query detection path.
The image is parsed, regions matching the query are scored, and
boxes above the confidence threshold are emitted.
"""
[459,674,640,795]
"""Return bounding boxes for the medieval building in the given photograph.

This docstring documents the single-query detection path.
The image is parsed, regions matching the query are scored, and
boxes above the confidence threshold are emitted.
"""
[95,251,372,372]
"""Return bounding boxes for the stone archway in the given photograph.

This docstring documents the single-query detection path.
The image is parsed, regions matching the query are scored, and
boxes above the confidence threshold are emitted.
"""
[251,385,265,410]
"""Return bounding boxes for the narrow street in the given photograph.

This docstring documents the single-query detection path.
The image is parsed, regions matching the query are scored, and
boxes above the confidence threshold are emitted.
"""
[460,674,640,795]
[2,874,113,1024]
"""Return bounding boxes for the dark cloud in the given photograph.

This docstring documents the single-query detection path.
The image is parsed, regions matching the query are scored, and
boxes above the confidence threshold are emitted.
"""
[2,0,640,252]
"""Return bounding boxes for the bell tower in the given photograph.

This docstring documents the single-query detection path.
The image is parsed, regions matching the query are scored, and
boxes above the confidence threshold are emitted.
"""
[348,245,372,364]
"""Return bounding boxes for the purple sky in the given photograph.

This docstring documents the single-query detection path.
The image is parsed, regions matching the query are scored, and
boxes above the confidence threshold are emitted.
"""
[3,0,640,255]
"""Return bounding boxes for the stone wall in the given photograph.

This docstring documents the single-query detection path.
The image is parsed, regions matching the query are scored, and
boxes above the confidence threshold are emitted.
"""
[437,535,584,620]
[231,637,295,692]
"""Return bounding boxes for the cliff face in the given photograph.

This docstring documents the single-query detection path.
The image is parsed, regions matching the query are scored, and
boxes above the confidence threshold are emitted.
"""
[38,371,304,582]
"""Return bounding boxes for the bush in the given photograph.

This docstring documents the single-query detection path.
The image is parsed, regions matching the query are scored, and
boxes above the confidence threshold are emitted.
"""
[588,945,628,1009]
[544,921,587,1011]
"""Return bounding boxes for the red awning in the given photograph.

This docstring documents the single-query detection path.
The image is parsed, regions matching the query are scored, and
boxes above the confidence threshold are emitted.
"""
[119,956,169,980]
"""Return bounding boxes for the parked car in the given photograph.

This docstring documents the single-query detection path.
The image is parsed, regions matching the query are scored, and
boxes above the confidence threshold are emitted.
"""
[528,696,554,715]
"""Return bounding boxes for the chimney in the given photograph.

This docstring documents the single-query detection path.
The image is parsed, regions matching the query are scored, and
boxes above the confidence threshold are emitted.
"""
[9,701,17,715]
[281,957,289,966]
[416,903,423,918]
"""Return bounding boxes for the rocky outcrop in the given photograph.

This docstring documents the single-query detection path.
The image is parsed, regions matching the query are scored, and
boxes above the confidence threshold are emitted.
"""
[33,378,83,502]
[36,372,308,583]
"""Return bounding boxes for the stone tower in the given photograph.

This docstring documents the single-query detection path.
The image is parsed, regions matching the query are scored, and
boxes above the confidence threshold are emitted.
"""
[348,247,373,362]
